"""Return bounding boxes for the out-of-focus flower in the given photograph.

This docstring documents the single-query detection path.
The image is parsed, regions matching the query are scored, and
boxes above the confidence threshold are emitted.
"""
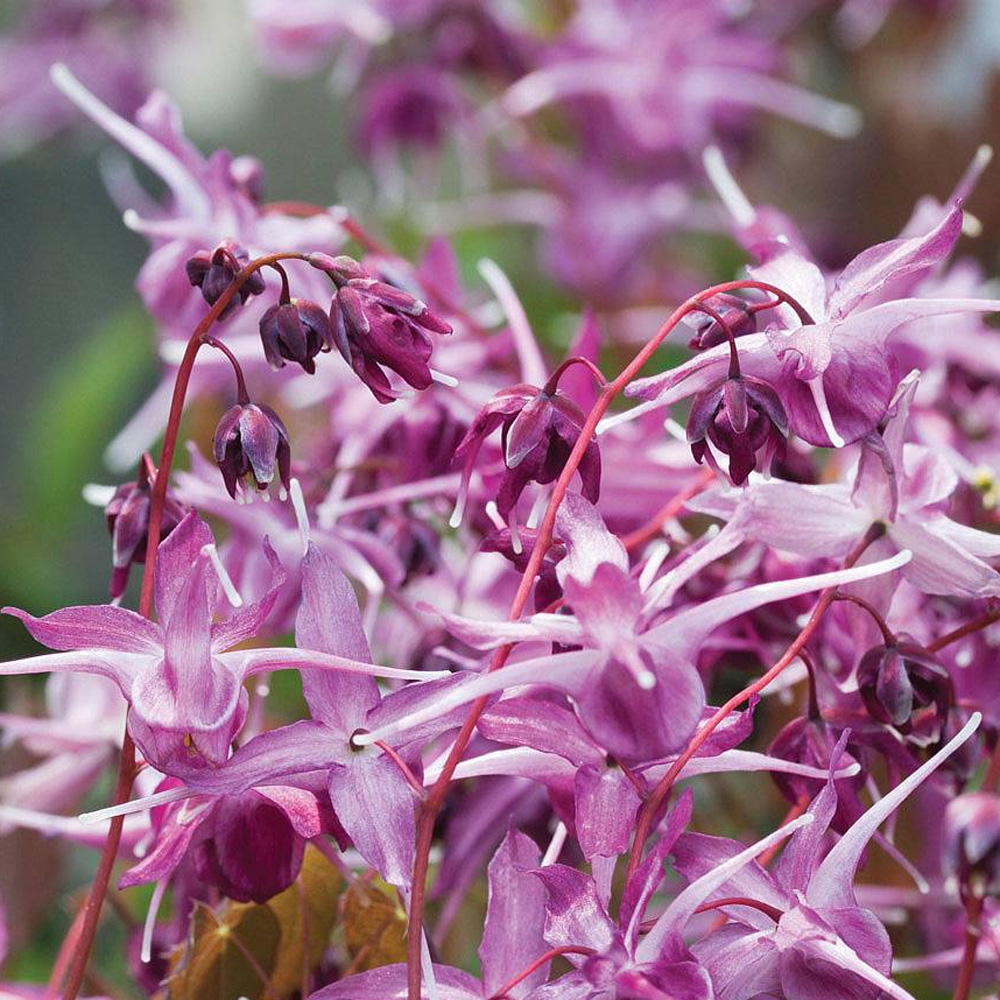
[943,792,1000,898]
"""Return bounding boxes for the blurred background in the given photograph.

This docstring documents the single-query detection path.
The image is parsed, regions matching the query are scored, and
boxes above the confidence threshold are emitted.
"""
[1,0,1000,991]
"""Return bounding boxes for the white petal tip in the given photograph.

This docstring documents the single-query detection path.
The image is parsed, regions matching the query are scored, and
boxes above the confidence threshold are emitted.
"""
[826,106,863,139]
[82,483,116,507]
[430,369,459,388]
[638,671,657,690]
[975,144,994,168]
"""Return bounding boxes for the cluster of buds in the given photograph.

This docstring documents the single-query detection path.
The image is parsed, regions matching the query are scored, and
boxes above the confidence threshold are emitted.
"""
[186,240,266,319]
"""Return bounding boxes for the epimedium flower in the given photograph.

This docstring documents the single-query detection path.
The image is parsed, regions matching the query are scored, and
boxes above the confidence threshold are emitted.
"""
[108,544,474,888]
[311,252,454,403]
[625,202,1000,449]
[669,717,981,1000]
[451,383,602,537]
[673,373,1000,601]
[353,495,912,763]
[213,400,292,502]
[258,295,338,374]
[0,512,444,779]
[104,462,188,600]
[185,240,266,319]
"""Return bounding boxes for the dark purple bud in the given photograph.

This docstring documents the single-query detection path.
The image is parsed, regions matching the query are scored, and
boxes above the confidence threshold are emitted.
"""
[688,374,787,486]
[192,792,306,903]
[185,240,265,319]
[686,293,758,350]
[307,253,369,285]
[454,384,601,520]
[943,792,1000,898]
[327,258,452,403]
[258,298,337,374]
[857,636,952,738]
[482,527,565,612]
[212,402,291,501]
[104,478,187,600]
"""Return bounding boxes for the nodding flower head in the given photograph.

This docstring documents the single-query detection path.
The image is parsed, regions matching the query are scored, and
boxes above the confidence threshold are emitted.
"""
[687,373,787,485]
[685,292,758,350]
[105,473,187,600]
[943,792,1000,899]
[857,635,952,740]
[258,298,336,374]
[312,253,452,403]
[186,240,266,319]
[212,402,291,502]
[452,384,601,530]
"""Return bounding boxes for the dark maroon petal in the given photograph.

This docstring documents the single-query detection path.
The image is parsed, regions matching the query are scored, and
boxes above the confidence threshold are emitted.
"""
[505,394,553,468]
[723,379,749,435]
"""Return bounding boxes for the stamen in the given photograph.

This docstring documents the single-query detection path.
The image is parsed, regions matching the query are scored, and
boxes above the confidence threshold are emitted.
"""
[290,478,311,555]
[703,145,757,227]
[81,483,116,507]
[429,369,459,387]
[141,879,168,964]
[484,501,506,532]
[202,545,244,608]
[541,821,568,867]
[808,377,846,448]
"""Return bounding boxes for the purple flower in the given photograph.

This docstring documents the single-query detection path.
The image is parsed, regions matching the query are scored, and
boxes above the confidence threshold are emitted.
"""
[359,495,911,762]
[104,470,187,600]
[671,717,980,1000]
[943,792,1000,898]
[857,635,952,737]
[687,372,788,485]
[0,513,438,778]
[315,254,453,402]
[186,240,266,318]
[258,297,337,374]
[628,204,1000,448]
[674,374,1000,599]
[452,384,601,528]
[212,401,292,501]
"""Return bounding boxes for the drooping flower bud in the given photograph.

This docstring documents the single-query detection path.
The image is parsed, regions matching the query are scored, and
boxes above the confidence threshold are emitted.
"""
[687,373,787,485]
[186,240,266,319]
[229,155,266,203]
[685,292,758,350]
[943,792,1000,898]
[258,298,337,374]
[213,402,291,501]
[452,384,601,526]
[857,635,952,739]
[104,476,187,600]
[313,254,452,402]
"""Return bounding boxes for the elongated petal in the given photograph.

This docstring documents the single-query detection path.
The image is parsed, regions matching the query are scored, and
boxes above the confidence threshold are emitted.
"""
[792,938,918,1000]
[350,649,601,750]
[807,712,981,909]
[554,493,628,585]
[481,828,548,997]
[186,721,343,796]
[211,538,286,651]
[155,511,214,624]
[477,696,601,766]
[637,814,814,962]
[328,752,416,886]
[295,544,379,733]
[889,519,1000,598]
[118,802,212,889]
[4,605,162,655]
[829,205,963,318]
[648,549,912,662]
[435,611,583,651]
[531,864,620,955]
[229,647,452,682]
[0,649,143,687]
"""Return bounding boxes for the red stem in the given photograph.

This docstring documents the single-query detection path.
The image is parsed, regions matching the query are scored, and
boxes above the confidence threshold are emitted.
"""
[621,466,715,552]
[374,740,427,798]
[484,946,596,1000]
[204,336,251,405]
[693,896,784,922]
[542,356,608,396]
[405,278,817,998]
[833,592,896,646]
[953,892,984,1000]
[59,251,307,1000]
[928,606,1000,653]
